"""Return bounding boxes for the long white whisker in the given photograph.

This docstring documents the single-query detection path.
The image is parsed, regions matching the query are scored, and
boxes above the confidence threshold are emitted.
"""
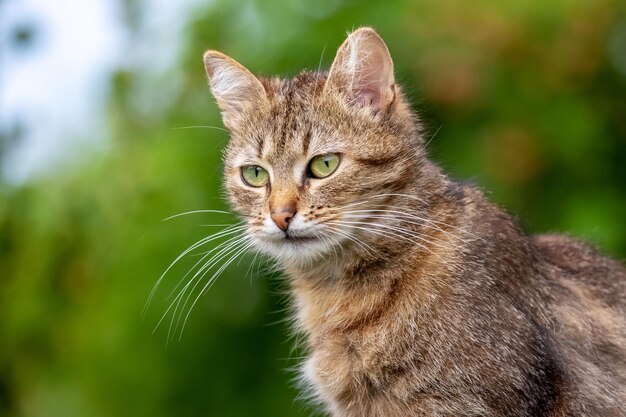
[360,194,486,241]
[163,209,233,222]
[179,241,255,340]
[245,250,261,285]
[338,218,457,252]
[165,229,246,301]
[153,235,247,335]
[166,236,250,340]
[170,125,229,132]
[143,223,244,317]
[341,207,478,240]
[327,221,440,259]
[367,193,428,205]
[327,226,379,258]
[341,213,469,246]
[334,199,371,210]
[424,124,443,149]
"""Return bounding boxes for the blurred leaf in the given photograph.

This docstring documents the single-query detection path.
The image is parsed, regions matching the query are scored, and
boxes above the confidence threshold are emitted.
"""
[1,0,625,416]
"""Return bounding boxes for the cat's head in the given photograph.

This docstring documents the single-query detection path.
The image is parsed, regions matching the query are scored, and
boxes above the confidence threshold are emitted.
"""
[203,28,428,265]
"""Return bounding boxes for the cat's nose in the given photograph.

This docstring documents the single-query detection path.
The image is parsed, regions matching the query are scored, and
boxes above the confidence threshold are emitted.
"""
[270,206,296,232]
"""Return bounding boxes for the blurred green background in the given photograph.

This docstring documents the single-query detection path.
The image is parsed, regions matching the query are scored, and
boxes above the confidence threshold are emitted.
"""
[1,0,625,416]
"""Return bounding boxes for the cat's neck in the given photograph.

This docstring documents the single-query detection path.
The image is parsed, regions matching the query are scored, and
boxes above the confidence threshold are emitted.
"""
[282,174,467,336]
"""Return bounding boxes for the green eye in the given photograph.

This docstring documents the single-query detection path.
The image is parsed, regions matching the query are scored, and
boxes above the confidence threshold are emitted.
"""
[308,153,340,179]
[241,165,269,187]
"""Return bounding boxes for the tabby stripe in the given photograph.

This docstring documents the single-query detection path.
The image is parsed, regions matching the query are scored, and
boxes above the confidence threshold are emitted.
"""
[355,155,400,167]
[302,127,311,155]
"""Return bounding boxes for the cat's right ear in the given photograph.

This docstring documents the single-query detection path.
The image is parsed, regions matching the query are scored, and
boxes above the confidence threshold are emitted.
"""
[203,51,268,130]
[325,27,396,116]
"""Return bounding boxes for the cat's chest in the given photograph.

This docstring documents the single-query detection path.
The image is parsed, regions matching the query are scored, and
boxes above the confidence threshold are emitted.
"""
[301,321,429,413]
[302,330,386,410]
[290,266,447,413]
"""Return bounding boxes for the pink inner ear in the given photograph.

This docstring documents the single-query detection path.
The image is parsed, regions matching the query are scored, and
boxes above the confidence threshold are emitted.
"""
[355,87,382,108]
[325,29,396,114]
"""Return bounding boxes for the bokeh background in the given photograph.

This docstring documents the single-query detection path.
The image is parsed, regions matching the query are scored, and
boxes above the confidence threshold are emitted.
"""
[1,0,625,416]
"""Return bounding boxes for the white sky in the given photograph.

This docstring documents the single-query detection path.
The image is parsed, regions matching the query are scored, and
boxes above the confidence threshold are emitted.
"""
[0,0,124,183]
[0,0,200,184]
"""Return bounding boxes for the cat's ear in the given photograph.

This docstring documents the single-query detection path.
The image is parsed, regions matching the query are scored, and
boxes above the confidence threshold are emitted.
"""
[203,51,268,129]
[325,27,396,115]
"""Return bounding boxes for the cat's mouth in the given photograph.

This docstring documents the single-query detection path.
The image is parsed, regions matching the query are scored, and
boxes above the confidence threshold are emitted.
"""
[283,234,319,244]
[259,229,336,261]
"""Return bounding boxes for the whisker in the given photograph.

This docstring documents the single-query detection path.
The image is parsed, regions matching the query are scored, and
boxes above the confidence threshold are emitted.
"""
[360,194,483,240]
[424,124,443,149]
[153,234,247,335]
[143,223,244,317]
[334,199,371,210]
[170,125,229,132]
[341,213,470,246]
[360,192,428,205]
[245,250,262,285]
[339,218,458,252]
[165,240,249,344]
[163,209,234,222]
[165,236,250,340]
[326,225,380,258]
[178,241,255,340]
[165,229,246,300]
[341,206,481,241]
[327,221,441,259]
[258,260,282,277]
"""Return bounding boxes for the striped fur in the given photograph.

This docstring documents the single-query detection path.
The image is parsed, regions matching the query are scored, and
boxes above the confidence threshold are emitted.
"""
[203,28,626,416]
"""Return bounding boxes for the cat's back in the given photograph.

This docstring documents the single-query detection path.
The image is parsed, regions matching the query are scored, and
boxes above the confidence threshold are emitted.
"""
[532,235,626,406]
[533,234,626,312]
[532,234,626,410]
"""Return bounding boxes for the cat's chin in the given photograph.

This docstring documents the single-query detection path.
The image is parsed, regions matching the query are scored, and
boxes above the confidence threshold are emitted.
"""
[252,234,336,265]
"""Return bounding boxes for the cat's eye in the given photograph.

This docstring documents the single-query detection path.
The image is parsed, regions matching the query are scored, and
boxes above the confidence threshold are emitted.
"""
[308,153,340,179]
[241,165,269,187]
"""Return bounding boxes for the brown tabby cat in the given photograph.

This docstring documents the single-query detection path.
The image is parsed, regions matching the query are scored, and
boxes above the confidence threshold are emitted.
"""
[202,28,626,416]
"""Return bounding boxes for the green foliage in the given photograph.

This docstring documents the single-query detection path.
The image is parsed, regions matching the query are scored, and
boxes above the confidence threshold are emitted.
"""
[1,0,625,416]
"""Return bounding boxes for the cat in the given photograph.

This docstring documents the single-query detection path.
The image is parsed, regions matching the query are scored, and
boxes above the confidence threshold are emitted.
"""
[202,27,626,417]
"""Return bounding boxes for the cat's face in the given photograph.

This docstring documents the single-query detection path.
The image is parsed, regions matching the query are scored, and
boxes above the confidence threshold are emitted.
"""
[205,28,423,265]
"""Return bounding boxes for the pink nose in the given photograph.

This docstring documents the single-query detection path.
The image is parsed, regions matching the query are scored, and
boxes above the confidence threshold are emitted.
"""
[271,206,296,232]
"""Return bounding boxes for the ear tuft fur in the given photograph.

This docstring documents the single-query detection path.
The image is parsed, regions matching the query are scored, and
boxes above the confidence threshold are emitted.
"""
[203,51,267,129]
[325,27,396,115]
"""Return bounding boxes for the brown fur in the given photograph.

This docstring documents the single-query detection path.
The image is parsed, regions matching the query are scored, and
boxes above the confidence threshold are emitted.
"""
[203,28,626,416]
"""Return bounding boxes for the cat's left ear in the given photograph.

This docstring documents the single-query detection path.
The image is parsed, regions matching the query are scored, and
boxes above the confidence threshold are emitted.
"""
[203,51,268,129]
[325,27,396,115]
